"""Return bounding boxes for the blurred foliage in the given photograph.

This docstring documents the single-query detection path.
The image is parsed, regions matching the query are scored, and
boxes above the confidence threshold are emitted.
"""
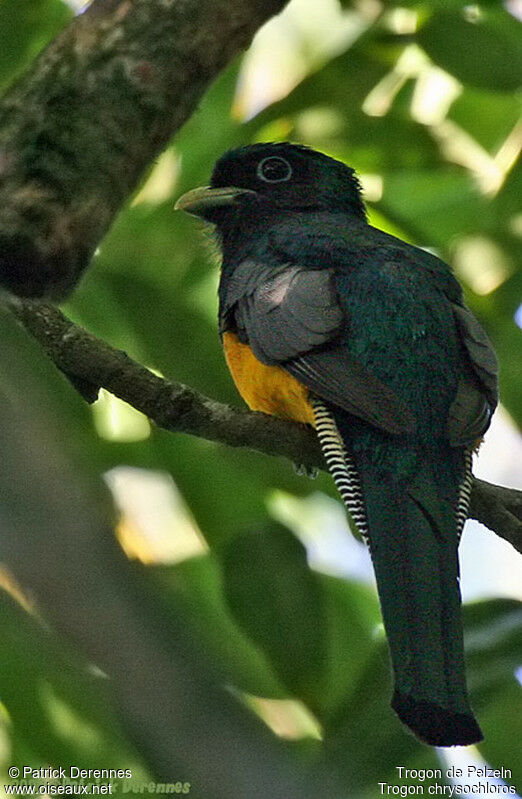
[0,591,149,783]
[0,0,521,796]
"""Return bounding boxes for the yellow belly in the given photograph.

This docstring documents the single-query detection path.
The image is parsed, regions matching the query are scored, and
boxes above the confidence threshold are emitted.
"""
[222,331,315,425]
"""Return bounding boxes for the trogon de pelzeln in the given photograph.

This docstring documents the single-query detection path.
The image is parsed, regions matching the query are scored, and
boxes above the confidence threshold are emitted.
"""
[176,142,498,747]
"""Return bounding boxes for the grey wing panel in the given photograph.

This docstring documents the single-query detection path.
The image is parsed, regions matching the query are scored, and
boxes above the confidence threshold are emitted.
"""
[221,260,280,315]
[237,266,344,363]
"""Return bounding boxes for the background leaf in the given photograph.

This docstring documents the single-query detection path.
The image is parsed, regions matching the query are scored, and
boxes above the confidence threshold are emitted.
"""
[417,10,522,92]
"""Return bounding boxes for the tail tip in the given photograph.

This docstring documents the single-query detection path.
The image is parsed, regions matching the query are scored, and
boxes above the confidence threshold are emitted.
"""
[392,690,483,747]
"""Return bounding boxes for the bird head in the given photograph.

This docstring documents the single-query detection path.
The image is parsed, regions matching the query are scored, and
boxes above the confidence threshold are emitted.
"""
[175,143,366,232]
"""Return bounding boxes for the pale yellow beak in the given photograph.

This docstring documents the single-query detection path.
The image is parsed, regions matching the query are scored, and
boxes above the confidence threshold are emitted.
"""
[175,185,256,216]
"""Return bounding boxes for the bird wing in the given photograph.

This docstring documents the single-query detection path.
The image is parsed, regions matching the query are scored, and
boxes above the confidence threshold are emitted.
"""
[447,303,499,445]
[222,261,415,436]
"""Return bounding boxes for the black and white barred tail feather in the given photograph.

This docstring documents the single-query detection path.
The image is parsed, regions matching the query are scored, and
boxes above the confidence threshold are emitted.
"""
[313,397,472,543]
[311,398,370,544]
[456,448,473,540]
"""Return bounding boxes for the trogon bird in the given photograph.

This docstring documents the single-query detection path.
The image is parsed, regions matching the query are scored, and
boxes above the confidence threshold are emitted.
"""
[176,142,498,747]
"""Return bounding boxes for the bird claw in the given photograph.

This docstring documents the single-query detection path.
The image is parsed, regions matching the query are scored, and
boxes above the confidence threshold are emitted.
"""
[293,463,319,479]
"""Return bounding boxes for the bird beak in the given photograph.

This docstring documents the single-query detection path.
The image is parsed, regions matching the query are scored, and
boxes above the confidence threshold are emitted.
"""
[175,185,257,216]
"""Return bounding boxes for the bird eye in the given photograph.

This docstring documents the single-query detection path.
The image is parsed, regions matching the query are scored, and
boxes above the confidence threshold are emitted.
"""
[257,156,292,183]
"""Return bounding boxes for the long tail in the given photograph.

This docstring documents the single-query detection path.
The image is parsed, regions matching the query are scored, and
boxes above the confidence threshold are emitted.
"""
[312,399,482,747]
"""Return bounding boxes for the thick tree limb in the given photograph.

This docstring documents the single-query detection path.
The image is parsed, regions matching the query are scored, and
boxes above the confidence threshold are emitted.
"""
[0,0,288,298]
[8,297,522,555]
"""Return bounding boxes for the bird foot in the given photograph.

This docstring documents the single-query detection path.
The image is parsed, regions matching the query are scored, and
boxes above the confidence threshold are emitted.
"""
[293,463,319,479]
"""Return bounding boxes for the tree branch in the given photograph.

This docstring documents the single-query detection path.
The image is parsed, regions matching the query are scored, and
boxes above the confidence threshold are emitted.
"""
[8,297,522,555]
[0,0,288,298]
[0,306,337,799]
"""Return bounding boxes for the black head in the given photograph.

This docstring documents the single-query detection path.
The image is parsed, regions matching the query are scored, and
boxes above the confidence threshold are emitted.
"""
[176,143,366,230]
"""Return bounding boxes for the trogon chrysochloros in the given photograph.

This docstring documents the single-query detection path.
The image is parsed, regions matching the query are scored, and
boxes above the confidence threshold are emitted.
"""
[176,142,498,747]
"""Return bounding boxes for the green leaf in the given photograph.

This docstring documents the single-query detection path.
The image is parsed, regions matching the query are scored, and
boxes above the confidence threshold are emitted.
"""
[464,599,522,791]
[417,10,522,92]
[0,591,149,776]
[464,598,522,699]
[149,555,286,699]
[221,523,327,708]
[448,88,522,153]
[478,683,522,795]
[380,169,486,245]
[0,0,72,91]
[256,43,386,119]
[314,576,381,720]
